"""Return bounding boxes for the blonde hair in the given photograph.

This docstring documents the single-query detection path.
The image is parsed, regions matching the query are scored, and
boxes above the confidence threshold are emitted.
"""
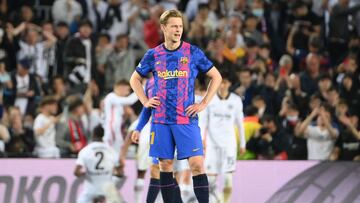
[159,10,183,25]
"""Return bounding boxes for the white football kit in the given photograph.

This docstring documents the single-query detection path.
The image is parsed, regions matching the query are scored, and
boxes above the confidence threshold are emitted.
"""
[103,92,138,152]
[204,93,246,174]
[76,141,120,203]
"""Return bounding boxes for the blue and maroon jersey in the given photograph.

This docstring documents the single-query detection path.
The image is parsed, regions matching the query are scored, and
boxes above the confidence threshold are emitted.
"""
[136,41,213,124]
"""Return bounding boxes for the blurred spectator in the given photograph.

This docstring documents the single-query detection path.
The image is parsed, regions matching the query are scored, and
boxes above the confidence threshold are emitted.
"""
[244,14,265,46]
[144,5,164,48]
[232,68,256,108]
[247,115,288,160]
[33,96,60,158]
[328,0,360,65]
[54,22,70,76]
[51,76,68,114]
[8,58,41,116]
[10,5,39,26]
[330,112,360,161]
[95,33,112,89]
[0,121,9,156]
[52,0,83,25]
[316,74,332,101]
[6,114,35,157]
[84,0,108,32]
[64,20,95,88]
[256,73,280,115]
[300,53,320,95]
[56,97,89,157]
[295,105,339,160]
[104,34,135,91]
[339,73,360,114]
[279,100,307,160]
[103,0,127,40]
[15,24,57,83]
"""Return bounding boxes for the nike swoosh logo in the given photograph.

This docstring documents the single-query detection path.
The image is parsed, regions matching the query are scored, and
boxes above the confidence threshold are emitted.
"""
[192,148,200,152]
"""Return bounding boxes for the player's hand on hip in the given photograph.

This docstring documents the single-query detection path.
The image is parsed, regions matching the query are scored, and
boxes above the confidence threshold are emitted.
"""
[131,130,141,143]
[144,96,160,108]
[186,102,206,117]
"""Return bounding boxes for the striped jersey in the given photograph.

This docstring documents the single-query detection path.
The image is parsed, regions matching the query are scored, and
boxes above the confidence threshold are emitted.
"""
[136,41,213,124]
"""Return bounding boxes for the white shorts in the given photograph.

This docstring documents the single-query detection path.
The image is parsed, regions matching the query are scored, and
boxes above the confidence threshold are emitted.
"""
[137,123,152,171]
[34,146,60,158]
[77,182,122,203]
[205,145,237,174]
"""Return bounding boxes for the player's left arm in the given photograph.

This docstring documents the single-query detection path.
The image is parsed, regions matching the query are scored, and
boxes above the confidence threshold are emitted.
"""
[186,67,222,116]
[235,99,246,155]
[74,165,86,177]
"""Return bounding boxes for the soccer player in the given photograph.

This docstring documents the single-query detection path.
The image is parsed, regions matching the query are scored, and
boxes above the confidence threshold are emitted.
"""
[203,73,246,203]
[129,9,222,203]
[103,79,138,152]
[74,125,122,203]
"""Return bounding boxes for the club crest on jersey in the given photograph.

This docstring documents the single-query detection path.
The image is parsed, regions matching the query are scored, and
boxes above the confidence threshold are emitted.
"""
[180,57,188,64]
[228,105,233,110]
[156,61,161,65]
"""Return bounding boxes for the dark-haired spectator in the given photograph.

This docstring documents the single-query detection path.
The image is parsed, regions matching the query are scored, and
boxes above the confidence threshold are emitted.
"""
[10,5,39,26]
[103,0,127,40]
[328,0,360,65]
[330,112,360,161]
[64,20,96,89]
[247,115,289,160]
[0,121,9,156]
[257,73,280,114]
[244,14,266,46]
[52,0,83,25]
[339,73,360,114]
[316,74,333,101]
[8,58,41,116]
[295,106,339,160]
[6,115,35,157]
[279,100,307,160]
[33,96,60,158]
[232,68,256,108]
[104,34,135,91]
[51,76,67,114]
[56,97,89,157]
[54,22,70,76]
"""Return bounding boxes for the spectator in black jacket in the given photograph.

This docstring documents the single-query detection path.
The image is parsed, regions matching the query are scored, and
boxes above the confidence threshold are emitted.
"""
[7,57,40,116]
[64,20,96,90]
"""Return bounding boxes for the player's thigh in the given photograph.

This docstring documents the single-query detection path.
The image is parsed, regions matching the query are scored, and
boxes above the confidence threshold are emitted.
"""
[205,146,221,174]
[224,146,237,173]
[149,123,176,159]
[171,124,203,160]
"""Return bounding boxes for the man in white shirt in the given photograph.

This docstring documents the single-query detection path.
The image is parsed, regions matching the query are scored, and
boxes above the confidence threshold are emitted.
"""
[33,96,60,158]
[75,125,123,203]
[103,79,138,153]
[203,74,246,203]
[295,105,339,160]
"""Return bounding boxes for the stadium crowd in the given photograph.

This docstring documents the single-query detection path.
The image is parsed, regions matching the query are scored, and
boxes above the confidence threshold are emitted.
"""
[0,0,359,161]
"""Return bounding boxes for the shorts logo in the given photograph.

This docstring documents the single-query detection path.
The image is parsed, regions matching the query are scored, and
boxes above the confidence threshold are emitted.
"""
[156,61,161,65]
[192,148,200,152]
[137,63,142,68]
[157,70,188,80]
[180,57,188,64]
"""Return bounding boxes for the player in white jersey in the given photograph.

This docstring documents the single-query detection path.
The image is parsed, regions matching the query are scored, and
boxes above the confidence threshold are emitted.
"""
[75,125,123,203]
[103,80,138,153]
[203,74,246,203]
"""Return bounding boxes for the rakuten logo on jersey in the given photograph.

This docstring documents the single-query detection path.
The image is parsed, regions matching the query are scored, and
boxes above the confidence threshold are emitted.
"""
[157,70,188,80]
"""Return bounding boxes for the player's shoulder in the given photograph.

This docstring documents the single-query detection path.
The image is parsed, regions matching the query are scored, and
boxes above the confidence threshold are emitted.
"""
[229,93,243,104]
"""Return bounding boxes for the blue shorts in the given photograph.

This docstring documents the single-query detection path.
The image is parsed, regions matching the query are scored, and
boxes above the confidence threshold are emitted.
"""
[149,123,203,160]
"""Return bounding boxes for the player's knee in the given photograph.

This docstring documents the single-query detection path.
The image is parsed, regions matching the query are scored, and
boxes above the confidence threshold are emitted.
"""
[189,162,204,175]
[159,159,174,172]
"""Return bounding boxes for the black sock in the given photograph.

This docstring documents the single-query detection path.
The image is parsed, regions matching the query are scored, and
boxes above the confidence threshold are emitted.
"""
[174,178,183,203]
[146,178,160,203]
[160,172,175,203]
[193,174,209,203]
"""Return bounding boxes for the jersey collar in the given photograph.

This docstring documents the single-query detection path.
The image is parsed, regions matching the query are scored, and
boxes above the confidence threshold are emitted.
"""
[162,41,183,52]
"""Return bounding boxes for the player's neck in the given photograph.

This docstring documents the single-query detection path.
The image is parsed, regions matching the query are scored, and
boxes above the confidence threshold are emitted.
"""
[164,40,181,51]
[218,91,230,100]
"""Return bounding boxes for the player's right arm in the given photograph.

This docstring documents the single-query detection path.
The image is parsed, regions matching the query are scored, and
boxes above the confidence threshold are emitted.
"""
[130,49,160,108]
[74,150,86,177]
